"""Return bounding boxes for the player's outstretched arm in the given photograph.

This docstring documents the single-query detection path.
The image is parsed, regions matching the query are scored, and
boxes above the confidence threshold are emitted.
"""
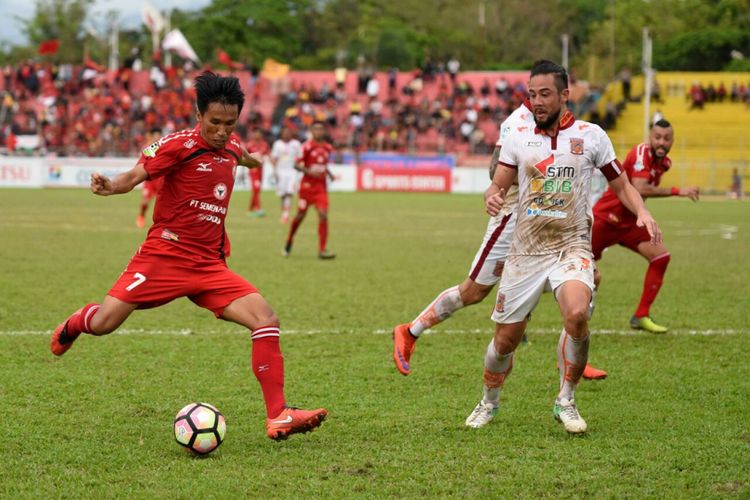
[485,164,517,216]
[609,174,663,244]
[239,146,263,169]
[632,177,700,201]
[90,163,148,196]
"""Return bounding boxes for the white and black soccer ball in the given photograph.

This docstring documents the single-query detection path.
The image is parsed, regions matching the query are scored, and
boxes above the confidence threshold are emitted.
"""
[173,402,226,455]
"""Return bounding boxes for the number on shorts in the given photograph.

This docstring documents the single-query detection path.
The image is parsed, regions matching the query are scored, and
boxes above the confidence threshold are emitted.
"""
[126,272,147,291]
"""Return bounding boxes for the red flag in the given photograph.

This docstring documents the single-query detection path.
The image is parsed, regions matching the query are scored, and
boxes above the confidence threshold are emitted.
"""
[38,39,59,55]
[217,49,243,69]
[217,50,233,67]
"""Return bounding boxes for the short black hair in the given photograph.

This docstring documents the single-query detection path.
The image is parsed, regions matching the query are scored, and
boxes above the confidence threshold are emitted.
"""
[530,59,568,92]
[194,71,245,114]
[651,118,672,129]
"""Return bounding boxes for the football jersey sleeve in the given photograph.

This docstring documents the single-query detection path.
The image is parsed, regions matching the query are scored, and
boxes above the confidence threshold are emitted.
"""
[592,126,622,181]
[271,141,282,161]
[496,118,513,147]
[497,131,519,168]
[141,138,184,180]
[629,144,652,180]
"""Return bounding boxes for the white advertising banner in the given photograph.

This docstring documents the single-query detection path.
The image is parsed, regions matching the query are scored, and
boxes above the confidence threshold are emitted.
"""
[0,157,45,188]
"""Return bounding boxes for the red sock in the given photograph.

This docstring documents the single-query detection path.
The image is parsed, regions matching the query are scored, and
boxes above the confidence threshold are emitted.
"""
[66,303,101,335]
[318,219,328,252]
[286,213,305,245]
[250,187,261,210]
[251,326,286,418]
[635,253,670,318]
[139,202,148,217]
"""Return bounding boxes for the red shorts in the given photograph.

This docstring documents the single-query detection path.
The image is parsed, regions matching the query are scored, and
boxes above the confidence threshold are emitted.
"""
[142,180,158,200]
[591,217,651,260]
[298,184,328,211]
[108,251,258,317]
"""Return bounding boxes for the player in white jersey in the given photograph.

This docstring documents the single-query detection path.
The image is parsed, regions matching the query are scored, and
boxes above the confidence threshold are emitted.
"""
[392,100,607,380]
[391,102,528,376]
[465,60,661,434]
[270,126,303,223]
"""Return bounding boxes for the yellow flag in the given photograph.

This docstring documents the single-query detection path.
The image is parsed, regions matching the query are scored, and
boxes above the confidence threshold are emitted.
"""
[261,58,290,80]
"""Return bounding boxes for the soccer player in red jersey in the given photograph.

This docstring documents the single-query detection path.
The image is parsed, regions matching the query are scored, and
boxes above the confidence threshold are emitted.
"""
[246,128,270,218]
[284,121,336,259]
[136,128,163,228]
[592,119,699,333]
[50,72,327,441]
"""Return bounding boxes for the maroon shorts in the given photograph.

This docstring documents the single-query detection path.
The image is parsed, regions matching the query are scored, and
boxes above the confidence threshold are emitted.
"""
[591,217,651,260]
[298,184,328,211]
[108,251,258,317]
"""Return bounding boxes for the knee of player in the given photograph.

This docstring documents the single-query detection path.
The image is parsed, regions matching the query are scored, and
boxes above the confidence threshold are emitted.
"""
[564,307,590,328]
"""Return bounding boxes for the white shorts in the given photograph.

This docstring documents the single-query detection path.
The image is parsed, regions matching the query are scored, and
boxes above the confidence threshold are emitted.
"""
[467,212,516,286]
[491,249,595,324]
[276,170,299,197]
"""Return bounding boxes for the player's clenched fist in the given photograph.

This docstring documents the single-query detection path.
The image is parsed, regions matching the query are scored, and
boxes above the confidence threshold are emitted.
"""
[91,172,114,196]
[485,188,506,216]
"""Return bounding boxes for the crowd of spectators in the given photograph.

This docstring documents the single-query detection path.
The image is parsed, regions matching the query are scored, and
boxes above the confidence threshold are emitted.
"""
[1,59,535,158]
[7,58,742,159]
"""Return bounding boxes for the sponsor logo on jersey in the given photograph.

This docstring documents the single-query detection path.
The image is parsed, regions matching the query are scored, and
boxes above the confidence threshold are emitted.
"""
[525,141,542,147]
[526,207,567,218]
[570,138,584,155]
[160,228,180,241]
[500,125,511,141]
[517,126,529,132]
[143,142,160,157]
[183,139,196,149]
[196,162,213,172]
[212,156,230,164]
[230,138,241,148]
[213,183,228,200]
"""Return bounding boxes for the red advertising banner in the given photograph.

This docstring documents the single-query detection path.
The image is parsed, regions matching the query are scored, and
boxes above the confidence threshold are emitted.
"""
[357,166,452,193]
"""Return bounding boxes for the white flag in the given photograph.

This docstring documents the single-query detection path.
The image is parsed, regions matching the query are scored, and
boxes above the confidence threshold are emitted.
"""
[142,1,165,33]
[162,29,201,63]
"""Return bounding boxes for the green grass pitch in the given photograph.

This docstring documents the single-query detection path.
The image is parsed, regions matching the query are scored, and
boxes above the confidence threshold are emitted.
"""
[1,188,748,497]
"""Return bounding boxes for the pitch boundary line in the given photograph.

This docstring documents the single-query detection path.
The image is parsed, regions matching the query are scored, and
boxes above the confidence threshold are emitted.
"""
[0,327,745,337]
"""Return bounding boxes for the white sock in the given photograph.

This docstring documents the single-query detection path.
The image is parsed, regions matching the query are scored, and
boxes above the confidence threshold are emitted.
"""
[482,340,513,407]
[410,285,464,336]
[557,329,589,402]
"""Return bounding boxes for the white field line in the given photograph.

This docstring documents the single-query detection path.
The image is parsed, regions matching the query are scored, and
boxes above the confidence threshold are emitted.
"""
[1,328,745,337]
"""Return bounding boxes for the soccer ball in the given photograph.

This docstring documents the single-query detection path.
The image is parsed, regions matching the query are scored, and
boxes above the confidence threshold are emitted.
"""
[173,402,226,455]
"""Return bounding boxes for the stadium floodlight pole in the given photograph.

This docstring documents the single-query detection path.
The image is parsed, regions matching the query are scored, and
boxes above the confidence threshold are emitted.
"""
[561,34,569,70]
[108,21,119,72]
[642,27,652,142]
[164,10,172,69]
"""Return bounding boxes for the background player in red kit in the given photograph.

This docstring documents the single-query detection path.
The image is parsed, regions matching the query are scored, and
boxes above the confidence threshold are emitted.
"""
[50,71,327,441]
[246,128,270,218]
[284,121,336,259]
[136,127,163,228]
[592,119,699,333]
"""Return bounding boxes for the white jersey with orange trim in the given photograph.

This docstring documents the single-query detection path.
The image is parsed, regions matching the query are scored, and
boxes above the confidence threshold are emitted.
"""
[467,102,534,285]
[498,111,620,256]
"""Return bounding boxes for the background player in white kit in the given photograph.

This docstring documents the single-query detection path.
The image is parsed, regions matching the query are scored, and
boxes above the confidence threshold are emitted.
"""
[392,99,607,380]
[270,126,303,224]
[465,60,661,434]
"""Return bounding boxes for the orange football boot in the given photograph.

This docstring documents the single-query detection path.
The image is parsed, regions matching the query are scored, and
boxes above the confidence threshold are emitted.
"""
[392,323,417,376]
[266,407,328,441]
[50,308,83,356]
[582,363,608,380]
